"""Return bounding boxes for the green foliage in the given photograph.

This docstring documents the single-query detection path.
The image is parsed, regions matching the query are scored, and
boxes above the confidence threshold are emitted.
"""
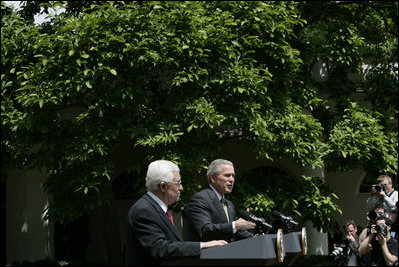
[1,0,397,231]
[248,103,326,167]
[230,168,341,235]
[326,103,398,174]
[297,176,342,235]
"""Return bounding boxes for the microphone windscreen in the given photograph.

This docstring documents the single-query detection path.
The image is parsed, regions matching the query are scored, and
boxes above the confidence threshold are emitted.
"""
[271,210,281,217]
[240,210,251,220]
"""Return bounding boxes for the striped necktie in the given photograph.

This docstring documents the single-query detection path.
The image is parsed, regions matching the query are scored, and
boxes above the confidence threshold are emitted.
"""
[221,197,230,222]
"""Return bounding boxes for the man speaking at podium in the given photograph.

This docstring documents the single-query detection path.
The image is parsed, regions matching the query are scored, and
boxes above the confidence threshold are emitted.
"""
[186,159,256,243]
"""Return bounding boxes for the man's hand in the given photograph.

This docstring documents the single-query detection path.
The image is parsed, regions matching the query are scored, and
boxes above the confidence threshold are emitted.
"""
[235,218,256,230]
[346,234,356,243]
[370,224,377,235]
[372,184,387,198]
[377,233,387,246]
[201,240,228,249]
[377,190,387,198]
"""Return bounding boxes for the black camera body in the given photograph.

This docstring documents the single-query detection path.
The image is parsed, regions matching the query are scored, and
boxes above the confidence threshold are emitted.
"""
[374,183,387,192]
[367,222,388,237]
[374,223,388,237]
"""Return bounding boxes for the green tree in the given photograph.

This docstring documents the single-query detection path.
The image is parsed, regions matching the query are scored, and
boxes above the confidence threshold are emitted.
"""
[295,1,398,177]
[1,0,397,243]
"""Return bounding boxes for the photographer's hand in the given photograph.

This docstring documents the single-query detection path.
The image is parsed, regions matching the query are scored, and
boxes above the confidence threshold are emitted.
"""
[371,184,385,198]
[346,234,355,243]
[376,233,387,246]
[371,184,377,194]
[370,224,377,235]
[377,190,387,198]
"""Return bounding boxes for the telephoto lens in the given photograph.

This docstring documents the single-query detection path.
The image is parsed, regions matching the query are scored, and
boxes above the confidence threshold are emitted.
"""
[368,211,378,221]
[328,244,346,260]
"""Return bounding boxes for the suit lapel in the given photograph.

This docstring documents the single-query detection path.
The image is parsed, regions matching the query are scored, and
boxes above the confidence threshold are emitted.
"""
[206,187,230,222]
[143,194,183,241]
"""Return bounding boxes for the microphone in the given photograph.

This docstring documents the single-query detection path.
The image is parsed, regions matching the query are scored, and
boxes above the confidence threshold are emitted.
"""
[240,210,272,233]
[271,211,298,226]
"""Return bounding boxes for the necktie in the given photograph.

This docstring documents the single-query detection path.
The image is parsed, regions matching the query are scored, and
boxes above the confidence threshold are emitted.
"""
[221,197,230,222]
[166,210,174,225]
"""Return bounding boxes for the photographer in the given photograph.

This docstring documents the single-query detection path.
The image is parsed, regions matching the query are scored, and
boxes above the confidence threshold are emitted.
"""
[344,220,361,266]
[330,220,361,266]
[366,175,398,217]
[359,203,387,245]
[358,216,398,266]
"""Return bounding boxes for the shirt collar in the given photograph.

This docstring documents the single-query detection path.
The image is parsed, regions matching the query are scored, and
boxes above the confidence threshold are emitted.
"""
[147,191,168,213]
[209,185,223,201]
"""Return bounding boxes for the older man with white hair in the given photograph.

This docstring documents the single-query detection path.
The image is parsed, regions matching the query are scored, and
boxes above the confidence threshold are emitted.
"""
[125,160,226,266]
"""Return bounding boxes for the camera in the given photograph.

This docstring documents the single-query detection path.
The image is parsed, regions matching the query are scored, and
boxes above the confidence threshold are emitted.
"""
[328,242,348,265]
[374,183,387,192]
[329,245,345,258]
[374,223,388,237]
[368,210,384,222]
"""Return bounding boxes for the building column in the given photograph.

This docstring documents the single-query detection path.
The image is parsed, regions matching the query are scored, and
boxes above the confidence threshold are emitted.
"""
[302,166,329,256]
[7,169,54,263]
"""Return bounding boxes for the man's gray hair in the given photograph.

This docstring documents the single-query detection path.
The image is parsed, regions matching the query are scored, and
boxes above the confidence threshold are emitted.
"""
[146,160,180,192]
[377,174,392,184]
[207,159,233,180]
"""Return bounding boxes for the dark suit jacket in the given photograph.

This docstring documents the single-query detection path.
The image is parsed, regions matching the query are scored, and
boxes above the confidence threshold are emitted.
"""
[185,187,253,243]
[125,193,200,266]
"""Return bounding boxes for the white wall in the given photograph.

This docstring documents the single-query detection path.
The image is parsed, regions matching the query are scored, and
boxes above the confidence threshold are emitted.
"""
[325,169,370,229]
[6,169,54,264]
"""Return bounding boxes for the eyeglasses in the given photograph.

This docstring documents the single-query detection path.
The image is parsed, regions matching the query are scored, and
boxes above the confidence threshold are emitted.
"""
[169,181,182,187]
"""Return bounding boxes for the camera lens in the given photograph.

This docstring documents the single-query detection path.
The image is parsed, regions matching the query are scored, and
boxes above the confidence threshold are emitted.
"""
[375,223,388,237]
[368,211,377,220]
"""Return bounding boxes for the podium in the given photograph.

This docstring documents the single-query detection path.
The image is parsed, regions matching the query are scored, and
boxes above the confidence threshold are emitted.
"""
[181,227,307,266]
[181,231,283,266]
[280,227,307,266]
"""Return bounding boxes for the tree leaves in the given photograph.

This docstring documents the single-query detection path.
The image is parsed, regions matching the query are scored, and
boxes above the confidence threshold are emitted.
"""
[1,1,397,226]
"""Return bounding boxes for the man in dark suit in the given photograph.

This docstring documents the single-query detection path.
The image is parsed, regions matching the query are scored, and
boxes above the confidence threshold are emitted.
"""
[125,160,227,266]
[185,159,255,243]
